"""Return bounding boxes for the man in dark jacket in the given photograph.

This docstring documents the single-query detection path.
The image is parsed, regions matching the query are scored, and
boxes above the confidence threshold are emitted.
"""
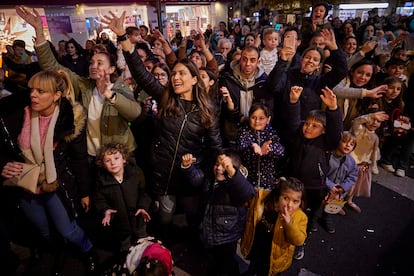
[219,45,273,147]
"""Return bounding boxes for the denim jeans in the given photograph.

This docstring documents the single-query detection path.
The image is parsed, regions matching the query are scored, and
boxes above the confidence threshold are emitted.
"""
[20,192,93,253]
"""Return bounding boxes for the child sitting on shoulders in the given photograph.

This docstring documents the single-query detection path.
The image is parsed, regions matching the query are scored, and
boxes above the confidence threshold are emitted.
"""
[347,111,389,213]
[181,149,255,276]
[94,143,152,265]
[260,27,280,75]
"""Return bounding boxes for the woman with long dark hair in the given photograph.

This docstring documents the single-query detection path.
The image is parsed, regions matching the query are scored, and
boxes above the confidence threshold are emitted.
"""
[104,11,222,239]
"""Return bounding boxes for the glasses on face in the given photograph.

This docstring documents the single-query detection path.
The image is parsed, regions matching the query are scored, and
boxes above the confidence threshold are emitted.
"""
[154,72,168,79]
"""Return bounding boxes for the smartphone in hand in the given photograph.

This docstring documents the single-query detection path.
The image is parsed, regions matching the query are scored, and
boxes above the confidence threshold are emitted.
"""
[283,35,296,49]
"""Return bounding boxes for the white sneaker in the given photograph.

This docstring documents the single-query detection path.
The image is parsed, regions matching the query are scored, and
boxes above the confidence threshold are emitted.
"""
[395,169,405,177]
[381,164,396,173]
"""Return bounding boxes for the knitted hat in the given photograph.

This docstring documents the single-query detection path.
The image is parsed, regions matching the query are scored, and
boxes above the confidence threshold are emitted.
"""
[141,243,173,275]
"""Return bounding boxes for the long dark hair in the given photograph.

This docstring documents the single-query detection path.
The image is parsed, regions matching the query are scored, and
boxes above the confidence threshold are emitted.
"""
[349,58,377,89]
[159,59,215,128]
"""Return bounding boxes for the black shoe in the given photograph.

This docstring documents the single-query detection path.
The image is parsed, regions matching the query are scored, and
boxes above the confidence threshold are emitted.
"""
[309,220,318,232]
[321,213,336,234]
[83,250,98,275]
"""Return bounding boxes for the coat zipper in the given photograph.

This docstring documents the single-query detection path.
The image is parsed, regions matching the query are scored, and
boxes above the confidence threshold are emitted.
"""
[164,103,196,194]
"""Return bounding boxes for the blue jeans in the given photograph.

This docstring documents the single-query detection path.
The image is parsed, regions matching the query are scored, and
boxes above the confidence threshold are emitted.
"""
[20,192,92,253]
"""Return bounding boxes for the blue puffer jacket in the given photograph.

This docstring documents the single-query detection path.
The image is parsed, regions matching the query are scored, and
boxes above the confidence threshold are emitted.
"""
[200,170,255,247]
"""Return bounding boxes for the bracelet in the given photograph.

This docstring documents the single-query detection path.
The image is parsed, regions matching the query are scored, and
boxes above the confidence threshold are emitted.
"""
[117,33,128,42]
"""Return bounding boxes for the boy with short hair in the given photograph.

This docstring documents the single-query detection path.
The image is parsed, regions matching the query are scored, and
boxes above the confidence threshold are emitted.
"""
[286,85,343,258]
[376,57,408,86]
[260,27,280,75]
[323,131,358,231]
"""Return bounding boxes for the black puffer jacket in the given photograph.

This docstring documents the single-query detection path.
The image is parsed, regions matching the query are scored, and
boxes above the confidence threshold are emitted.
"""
[123,49,223,196]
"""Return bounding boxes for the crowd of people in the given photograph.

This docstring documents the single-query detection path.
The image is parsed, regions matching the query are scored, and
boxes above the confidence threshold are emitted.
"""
[1,2,414,276]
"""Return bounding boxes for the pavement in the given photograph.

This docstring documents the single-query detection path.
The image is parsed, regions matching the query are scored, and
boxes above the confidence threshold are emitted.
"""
[8,166,414,276]
[171,166,414,276]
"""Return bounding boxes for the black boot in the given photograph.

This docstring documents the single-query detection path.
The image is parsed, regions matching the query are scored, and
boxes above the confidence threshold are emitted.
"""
[83,249,98,275]
[321,211,336,234]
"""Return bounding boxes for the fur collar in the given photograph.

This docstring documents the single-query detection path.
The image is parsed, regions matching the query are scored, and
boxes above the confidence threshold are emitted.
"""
[65,101,86,142]
[55,97,86,143]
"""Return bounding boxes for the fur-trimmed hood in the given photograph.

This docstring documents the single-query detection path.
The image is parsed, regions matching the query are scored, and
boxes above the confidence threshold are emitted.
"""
[55,97,87,143]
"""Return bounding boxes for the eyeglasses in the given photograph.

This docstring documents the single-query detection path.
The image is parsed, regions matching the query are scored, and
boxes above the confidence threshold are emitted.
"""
[154,73,168,79]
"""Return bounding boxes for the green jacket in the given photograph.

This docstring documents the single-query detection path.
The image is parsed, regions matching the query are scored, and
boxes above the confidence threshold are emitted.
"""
[35,42,140,153]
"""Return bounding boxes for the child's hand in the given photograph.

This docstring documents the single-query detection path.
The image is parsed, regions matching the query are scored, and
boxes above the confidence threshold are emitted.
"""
[220,87,234,110]
[135,209,151,222]
[182,153,196,168]
[320,86,337,110]
[289,86,303,104]
[260,140,272,155]
[372,111,389,122]
[280,204,291,224]
[218,155,236,177]
[252,143,262,155]
[102,209,117,226]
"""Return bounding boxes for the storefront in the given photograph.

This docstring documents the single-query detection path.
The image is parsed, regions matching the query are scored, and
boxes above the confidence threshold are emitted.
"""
[337,3,390,21]
[0,4,155,53]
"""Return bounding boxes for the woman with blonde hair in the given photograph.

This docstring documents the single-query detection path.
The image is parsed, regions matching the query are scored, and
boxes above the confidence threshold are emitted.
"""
[0,70,96,274]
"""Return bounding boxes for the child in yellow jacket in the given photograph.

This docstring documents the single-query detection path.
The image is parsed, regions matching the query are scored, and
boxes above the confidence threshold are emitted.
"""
[241,177,308,275]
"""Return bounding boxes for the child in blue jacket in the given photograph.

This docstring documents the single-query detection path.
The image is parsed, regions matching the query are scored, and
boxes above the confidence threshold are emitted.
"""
[181,149,255,276]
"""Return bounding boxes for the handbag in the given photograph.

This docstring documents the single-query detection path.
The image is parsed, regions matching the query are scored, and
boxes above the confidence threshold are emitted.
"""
[391,108,411,137]
[1,116,41,193]
[3,163,40,193]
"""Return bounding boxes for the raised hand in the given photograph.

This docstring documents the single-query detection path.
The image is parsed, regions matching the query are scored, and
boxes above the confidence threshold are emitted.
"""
[320,28,338,50]
[101,11,126,36]
[16,6,42,31]
[289,86,303,104]
[15,6,45,43]
[217,155,236,177]
[372,111,389,122]
[220,86,235,110]
[366,85,387,98]
[320,86,337,110]
[182,153,196,168]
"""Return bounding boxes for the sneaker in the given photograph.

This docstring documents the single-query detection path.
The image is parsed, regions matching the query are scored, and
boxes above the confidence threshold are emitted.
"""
[381,163,395,173]
[347,202,361,213]
[293,246,305,260]
[395,169,405,177]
